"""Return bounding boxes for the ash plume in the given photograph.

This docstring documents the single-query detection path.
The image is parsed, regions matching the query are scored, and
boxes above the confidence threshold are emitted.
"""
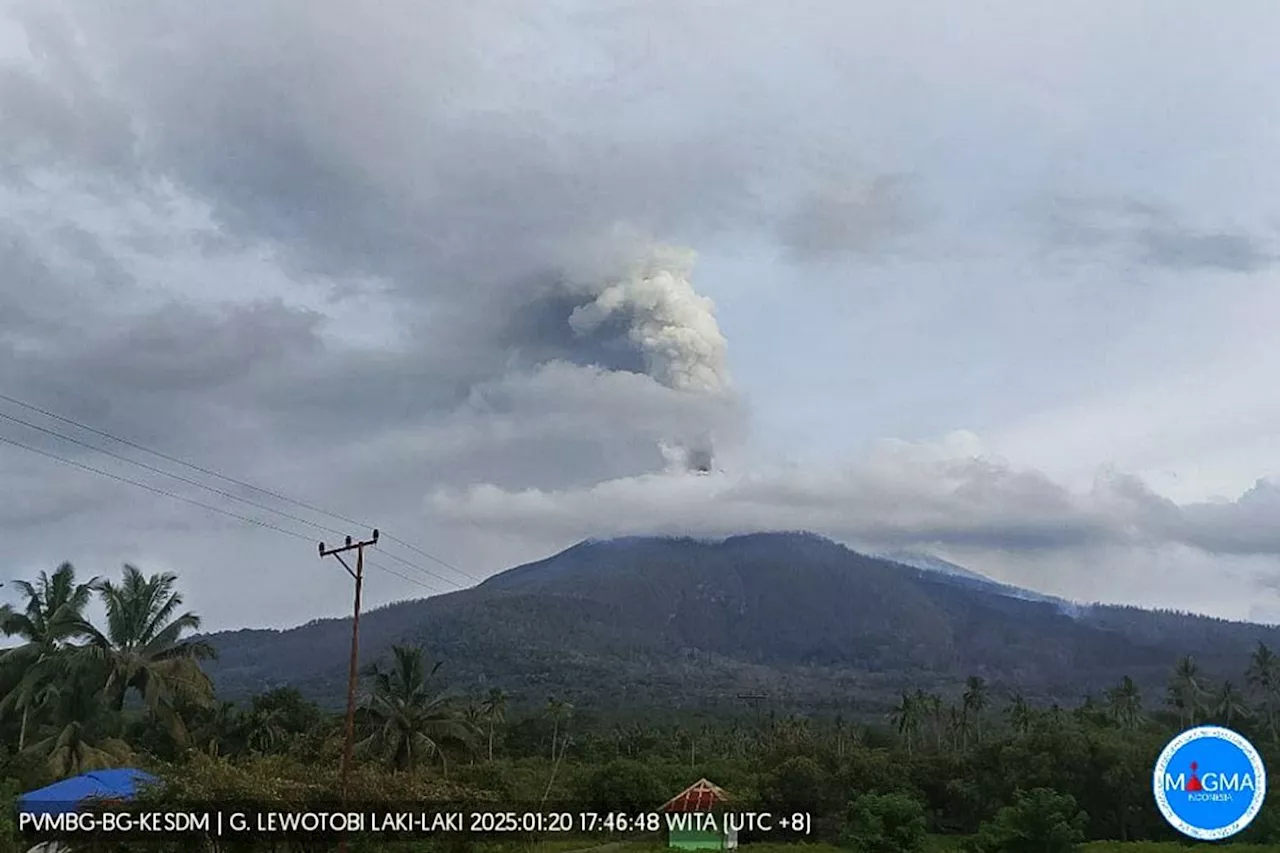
[660,438,717,475]
[568,247,730,396]
[567,247,733,475]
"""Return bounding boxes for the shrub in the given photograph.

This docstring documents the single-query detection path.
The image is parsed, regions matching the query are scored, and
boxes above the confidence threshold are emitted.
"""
[970,788,1087,853]
[0,777,21,853]
[572,759,667,814]
[840,792,929,853]
[760,755,830,815]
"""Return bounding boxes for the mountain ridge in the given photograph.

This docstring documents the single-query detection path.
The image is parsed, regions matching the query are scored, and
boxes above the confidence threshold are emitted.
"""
[872,549,1090,617]
[198,531,1280,714]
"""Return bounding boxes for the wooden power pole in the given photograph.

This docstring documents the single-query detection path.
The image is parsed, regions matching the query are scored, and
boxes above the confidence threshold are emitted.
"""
[319,529,379,820]
[738,693,768,727]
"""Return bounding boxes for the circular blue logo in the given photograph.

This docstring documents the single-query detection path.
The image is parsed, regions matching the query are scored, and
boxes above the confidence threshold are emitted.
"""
[1153,726,1266,840]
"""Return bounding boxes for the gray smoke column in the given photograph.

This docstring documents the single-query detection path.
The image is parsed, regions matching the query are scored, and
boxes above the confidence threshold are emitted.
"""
[568,247,730,396]
[569,246,731,473]
[659,440,716,474]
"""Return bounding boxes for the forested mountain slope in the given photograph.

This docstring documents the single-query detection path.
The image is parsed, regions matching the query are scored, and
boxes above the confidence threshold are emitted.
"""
[201,532,1280,714]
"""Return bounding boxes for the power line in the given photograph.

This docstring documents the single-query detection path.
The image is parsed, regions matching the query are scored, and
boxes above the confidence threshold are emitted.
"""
[0,409,348,537]
[0,408,464,592]
[381,532,478,582]
[0,390,482,585]
[0,432,438,593]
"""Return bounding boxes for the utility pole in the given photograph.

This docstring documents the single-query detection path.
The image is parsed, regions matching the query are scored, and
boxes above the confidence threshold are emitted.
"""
[319,529,379,817]
[738,693,768,728]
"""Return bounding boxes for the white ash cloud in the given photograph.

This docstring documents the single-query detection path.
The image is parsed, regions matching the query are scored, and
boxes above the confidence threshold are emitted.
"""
[552,245,733,473]
[568,247,730,396]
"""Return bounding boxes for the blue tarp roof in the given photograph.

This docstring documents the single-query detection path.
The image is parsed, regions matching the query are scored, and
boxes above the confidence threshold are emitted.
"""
[17,769,159,815]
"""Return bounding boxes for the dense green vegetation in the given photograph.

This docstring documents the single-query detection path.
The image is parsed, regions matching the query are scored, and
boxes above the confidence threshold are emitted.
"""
[4,559,1280,852]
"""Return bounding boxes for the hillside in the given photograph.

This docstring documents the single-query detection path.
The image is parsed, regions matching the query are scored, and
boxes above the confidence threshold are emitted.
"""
[200,532,1280,716]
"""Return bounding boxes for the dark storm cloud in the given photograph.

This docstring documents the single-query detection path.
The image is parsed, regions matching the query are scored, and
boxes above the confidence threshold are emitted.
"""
[49,301,325,393]
[51,0,757,291]
[0,298,330,466]
[1042,196,1276,272]
[32,0,922,301]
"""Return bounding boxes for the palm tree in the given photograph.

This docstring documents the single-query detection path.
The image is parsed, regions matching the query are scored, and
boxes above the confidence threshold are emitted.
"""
[962,676,988,745]
[480,688,506,762]
[190,700,239,757]
[890,691,920,755]
[673,725,697,767]
[356,645,473,773]
[0,563,98,749]
[460,701,487,764]
[773,714,811,752]
[540,700,574,806]
[22,655,131,779]
[1167,655,1204,727]
[241,707,288,756]
[1213,681,1251,726]
[461,700,485,727]
[1247,642,1280,741]
[919,692,945,750]
[1106,676,1143,729]
[544,697,574,761]
[611,723,630,758]
[75,566,215,744]
[946,705,965,751]
[1006,691,1033,736]
[613,720,649,757]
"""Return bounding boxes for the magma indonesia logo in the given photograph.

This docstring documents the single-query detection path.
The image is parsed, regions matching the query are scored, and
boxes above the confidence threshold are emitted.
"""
[1153,725,1267,841]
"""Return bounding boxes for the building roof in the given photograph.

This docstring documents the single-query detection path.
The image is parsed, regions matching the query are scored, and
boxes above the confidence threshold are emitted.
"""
[18,769,159,816]
[662,778,731,812]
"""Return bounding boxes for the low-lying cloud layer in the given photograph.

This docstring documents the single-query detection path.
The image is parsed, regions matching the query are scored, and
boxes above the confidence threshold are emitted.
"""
[430,432,1280,557]
[431,434,1280,620]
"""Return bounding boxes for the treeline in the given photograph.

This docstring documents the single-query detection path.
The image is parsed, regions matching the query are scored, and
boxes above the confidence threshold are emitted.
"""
[3,562,1280,852]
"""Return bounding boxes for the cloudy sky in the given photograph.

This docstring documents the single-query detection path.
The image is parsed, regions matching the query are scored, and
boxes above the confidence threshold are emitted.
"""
[2,0,1280,631]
